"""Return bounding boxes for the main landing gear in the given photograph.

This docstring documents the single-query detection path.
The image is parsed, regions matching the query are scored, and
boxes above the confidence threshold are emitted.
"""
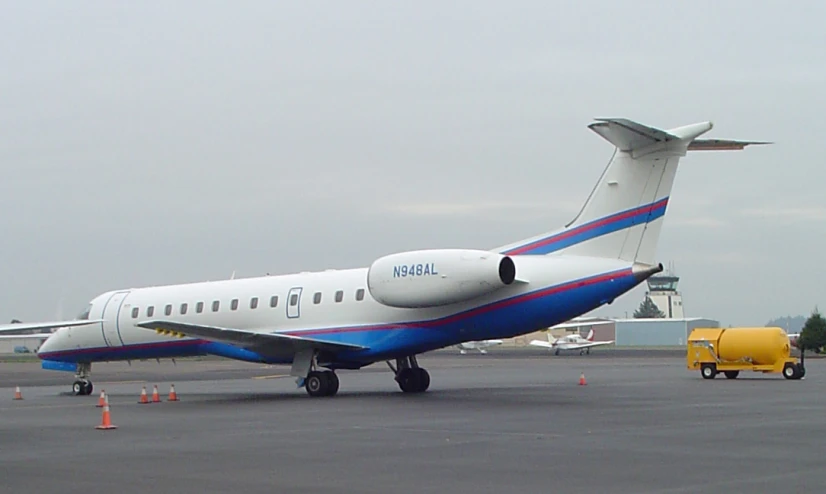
[291,350,430,397]
[292,350,340,397]
[304,370,340,397]
[72,363,94,396]
[387,355,430,393]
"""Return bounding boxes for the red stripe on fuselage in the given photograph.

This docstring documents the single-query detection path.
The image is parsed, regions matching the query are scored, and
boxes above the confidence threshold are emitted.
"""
[505,198,669,255]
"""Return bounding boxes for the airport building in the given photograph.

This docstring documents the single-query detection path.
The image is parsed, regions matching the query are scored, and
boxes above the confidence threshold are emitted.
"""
[593,318,720,346]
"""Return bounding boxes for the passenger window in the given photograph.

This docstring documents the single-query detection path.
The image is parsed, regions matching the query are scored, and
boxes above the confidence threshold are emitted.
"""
[335,290,343,303]
[196,302,204,314]
[270,295,278,308]
[180,303,188,315]
[231,299,239,311]
[356,288,365,301]
[131,307,139,319]
[290,294,298,306]
[250,297,259,309]
[212,300,220,312]
[147,306,155,317]
[314,292,322,304]
[165,304,172,316]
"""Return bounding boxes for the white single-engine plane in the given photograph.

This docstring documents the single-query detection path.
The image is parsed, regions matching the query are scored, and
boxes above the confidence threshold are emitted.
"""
[5,117,766,397]
[456,340,504,354]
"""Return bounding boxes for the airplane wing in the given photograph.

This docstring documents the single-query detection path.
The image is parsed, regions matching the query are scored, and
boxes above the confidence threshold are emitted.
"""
[136,320,368,356]
[0,319,102,334]
[528,339,555,349]
[559,340,615,350]
[549,320,614,330]
[0,333,52,340]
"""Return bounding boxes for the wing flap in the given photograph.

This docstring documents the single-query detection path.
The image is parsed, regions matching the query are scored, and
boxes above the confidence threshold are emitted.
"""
[136,320,368,355]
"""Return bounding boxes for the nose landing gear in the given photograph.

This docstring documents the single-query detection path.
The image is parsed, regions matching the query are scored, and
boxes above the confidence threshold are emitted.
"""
[72,363,93,396]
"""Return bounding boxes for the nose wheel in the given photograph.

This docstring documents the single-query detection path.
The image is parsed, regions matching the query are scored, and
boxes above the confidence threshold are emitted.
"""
[72,363,93,395]
[72,380,93,396]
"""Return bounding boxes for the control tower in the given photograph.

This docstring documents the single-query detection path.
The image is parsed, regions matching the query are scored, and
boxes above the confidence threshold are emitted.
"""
[645,263,684,318]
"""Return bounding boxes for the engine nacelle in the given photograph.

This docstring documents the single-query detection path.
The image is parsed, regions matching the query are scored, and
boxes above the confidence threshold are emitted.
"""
[366,249,517,309]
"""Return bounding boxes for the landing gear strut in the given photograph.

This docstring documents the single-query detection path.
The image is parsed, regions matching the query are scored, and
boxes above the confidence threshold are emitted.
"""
[387,355,430,393]
[72,363,93,396]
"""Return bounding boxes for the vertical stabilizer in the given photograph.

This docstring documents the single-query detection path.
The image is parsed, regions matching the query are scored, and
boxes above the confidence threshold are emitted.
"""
[495,118,768,266]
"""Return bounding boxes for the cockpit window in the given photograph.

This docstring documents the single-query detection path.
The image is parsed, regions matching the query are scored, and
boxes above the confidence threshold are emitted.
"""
[76,304,92,320]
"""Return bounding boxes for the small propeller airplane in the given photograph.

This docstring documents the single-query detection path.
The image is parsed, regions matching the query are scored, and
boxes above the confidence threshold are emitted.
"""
[455,339,504,354]
[529,317,615,355]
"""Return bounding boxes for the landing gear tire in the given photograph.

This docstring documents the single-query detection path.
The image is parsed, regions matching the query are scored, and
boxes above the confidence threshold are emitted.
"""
[701,364,717,379]
[724,371,739,379]
[326,371,340,396]
[305,371,339,397]
[398,368,430,393]
[72,380,93,396]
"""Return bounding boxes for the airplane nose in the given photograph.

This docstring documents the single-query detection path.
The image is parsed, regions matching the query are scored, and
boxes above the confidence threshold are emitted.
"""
[36,332,57,358]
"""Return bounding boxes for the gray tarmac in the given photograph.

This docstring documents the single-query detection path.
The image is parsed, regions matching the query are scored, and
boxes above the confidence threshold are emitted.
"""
[1,350,823,494]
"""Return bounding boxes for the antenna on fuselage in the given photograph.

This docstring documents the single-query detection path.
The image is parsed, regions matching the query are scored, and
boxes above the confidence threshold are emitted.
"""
[230,270,236,280]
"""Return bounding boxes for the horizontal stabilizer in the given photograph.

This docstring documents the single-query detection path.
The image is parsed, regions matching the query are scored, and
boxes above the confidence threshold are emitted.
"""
[0,319,102,335]
[588,118,682,151]
[137,320,368,355]
[688,139,772,151]
[528,340,554,349]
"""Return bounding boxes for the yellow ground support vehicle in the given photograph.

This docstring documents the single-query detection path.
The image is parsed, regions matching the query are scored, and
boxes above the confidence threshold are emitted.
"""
[687,327,804,380]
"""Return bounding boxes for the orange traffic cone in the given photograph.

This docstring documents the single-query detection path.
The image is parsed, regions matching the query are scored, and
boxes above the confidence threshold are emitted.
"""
[96,395,117,430]
[579,372,587,386]
[167,384,179,402]
[13,386,23,400]
[138,386,150,404]
[96,389,106,407]
[151,385,161,403]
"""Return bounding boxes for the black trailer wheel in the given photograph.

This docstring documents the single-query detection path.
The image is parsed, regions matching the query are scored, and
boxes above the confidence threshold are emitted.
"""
[782,362,797,380]
[701,364,717,379]
[724,371,739,379]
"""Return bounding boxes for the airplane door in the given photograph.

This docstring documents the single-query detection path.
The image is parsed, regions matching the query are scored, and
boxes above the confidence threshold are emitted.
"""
[101,290,130,347]
[286,287,303,319]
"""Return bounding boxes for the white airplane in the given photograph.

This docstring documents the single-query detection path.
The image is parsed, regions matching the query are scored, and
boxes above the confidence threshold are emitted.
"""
[456,339,504,354]
[26,117,765,397]
[529,328,614,355]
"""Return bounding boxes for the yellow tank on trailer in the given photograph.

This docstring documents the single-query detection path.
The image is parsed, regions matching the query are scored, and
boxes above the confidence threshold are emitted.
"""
[687,327,804,380]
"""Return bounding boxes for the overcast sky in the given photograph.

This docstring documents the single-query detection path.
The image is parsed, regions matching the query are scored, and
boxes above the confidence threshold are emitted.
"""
[1,1,824,327]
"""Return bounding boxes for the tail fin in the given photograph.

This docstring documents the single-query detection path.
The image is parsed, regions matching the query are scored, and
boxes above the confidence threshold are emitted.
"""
[496,118,768,265]
[585,329,594,341]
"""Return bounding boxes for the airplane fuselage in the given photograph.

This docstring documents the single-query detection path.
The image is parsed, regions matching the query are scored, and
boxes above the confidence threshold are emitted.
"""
[37,255,646,368]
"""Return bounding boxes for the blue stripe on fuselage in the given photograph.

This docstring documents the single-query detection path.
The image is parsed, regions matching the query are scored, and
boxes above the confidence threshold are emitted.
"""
[37,267,640,365]
[504,197,669,256]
